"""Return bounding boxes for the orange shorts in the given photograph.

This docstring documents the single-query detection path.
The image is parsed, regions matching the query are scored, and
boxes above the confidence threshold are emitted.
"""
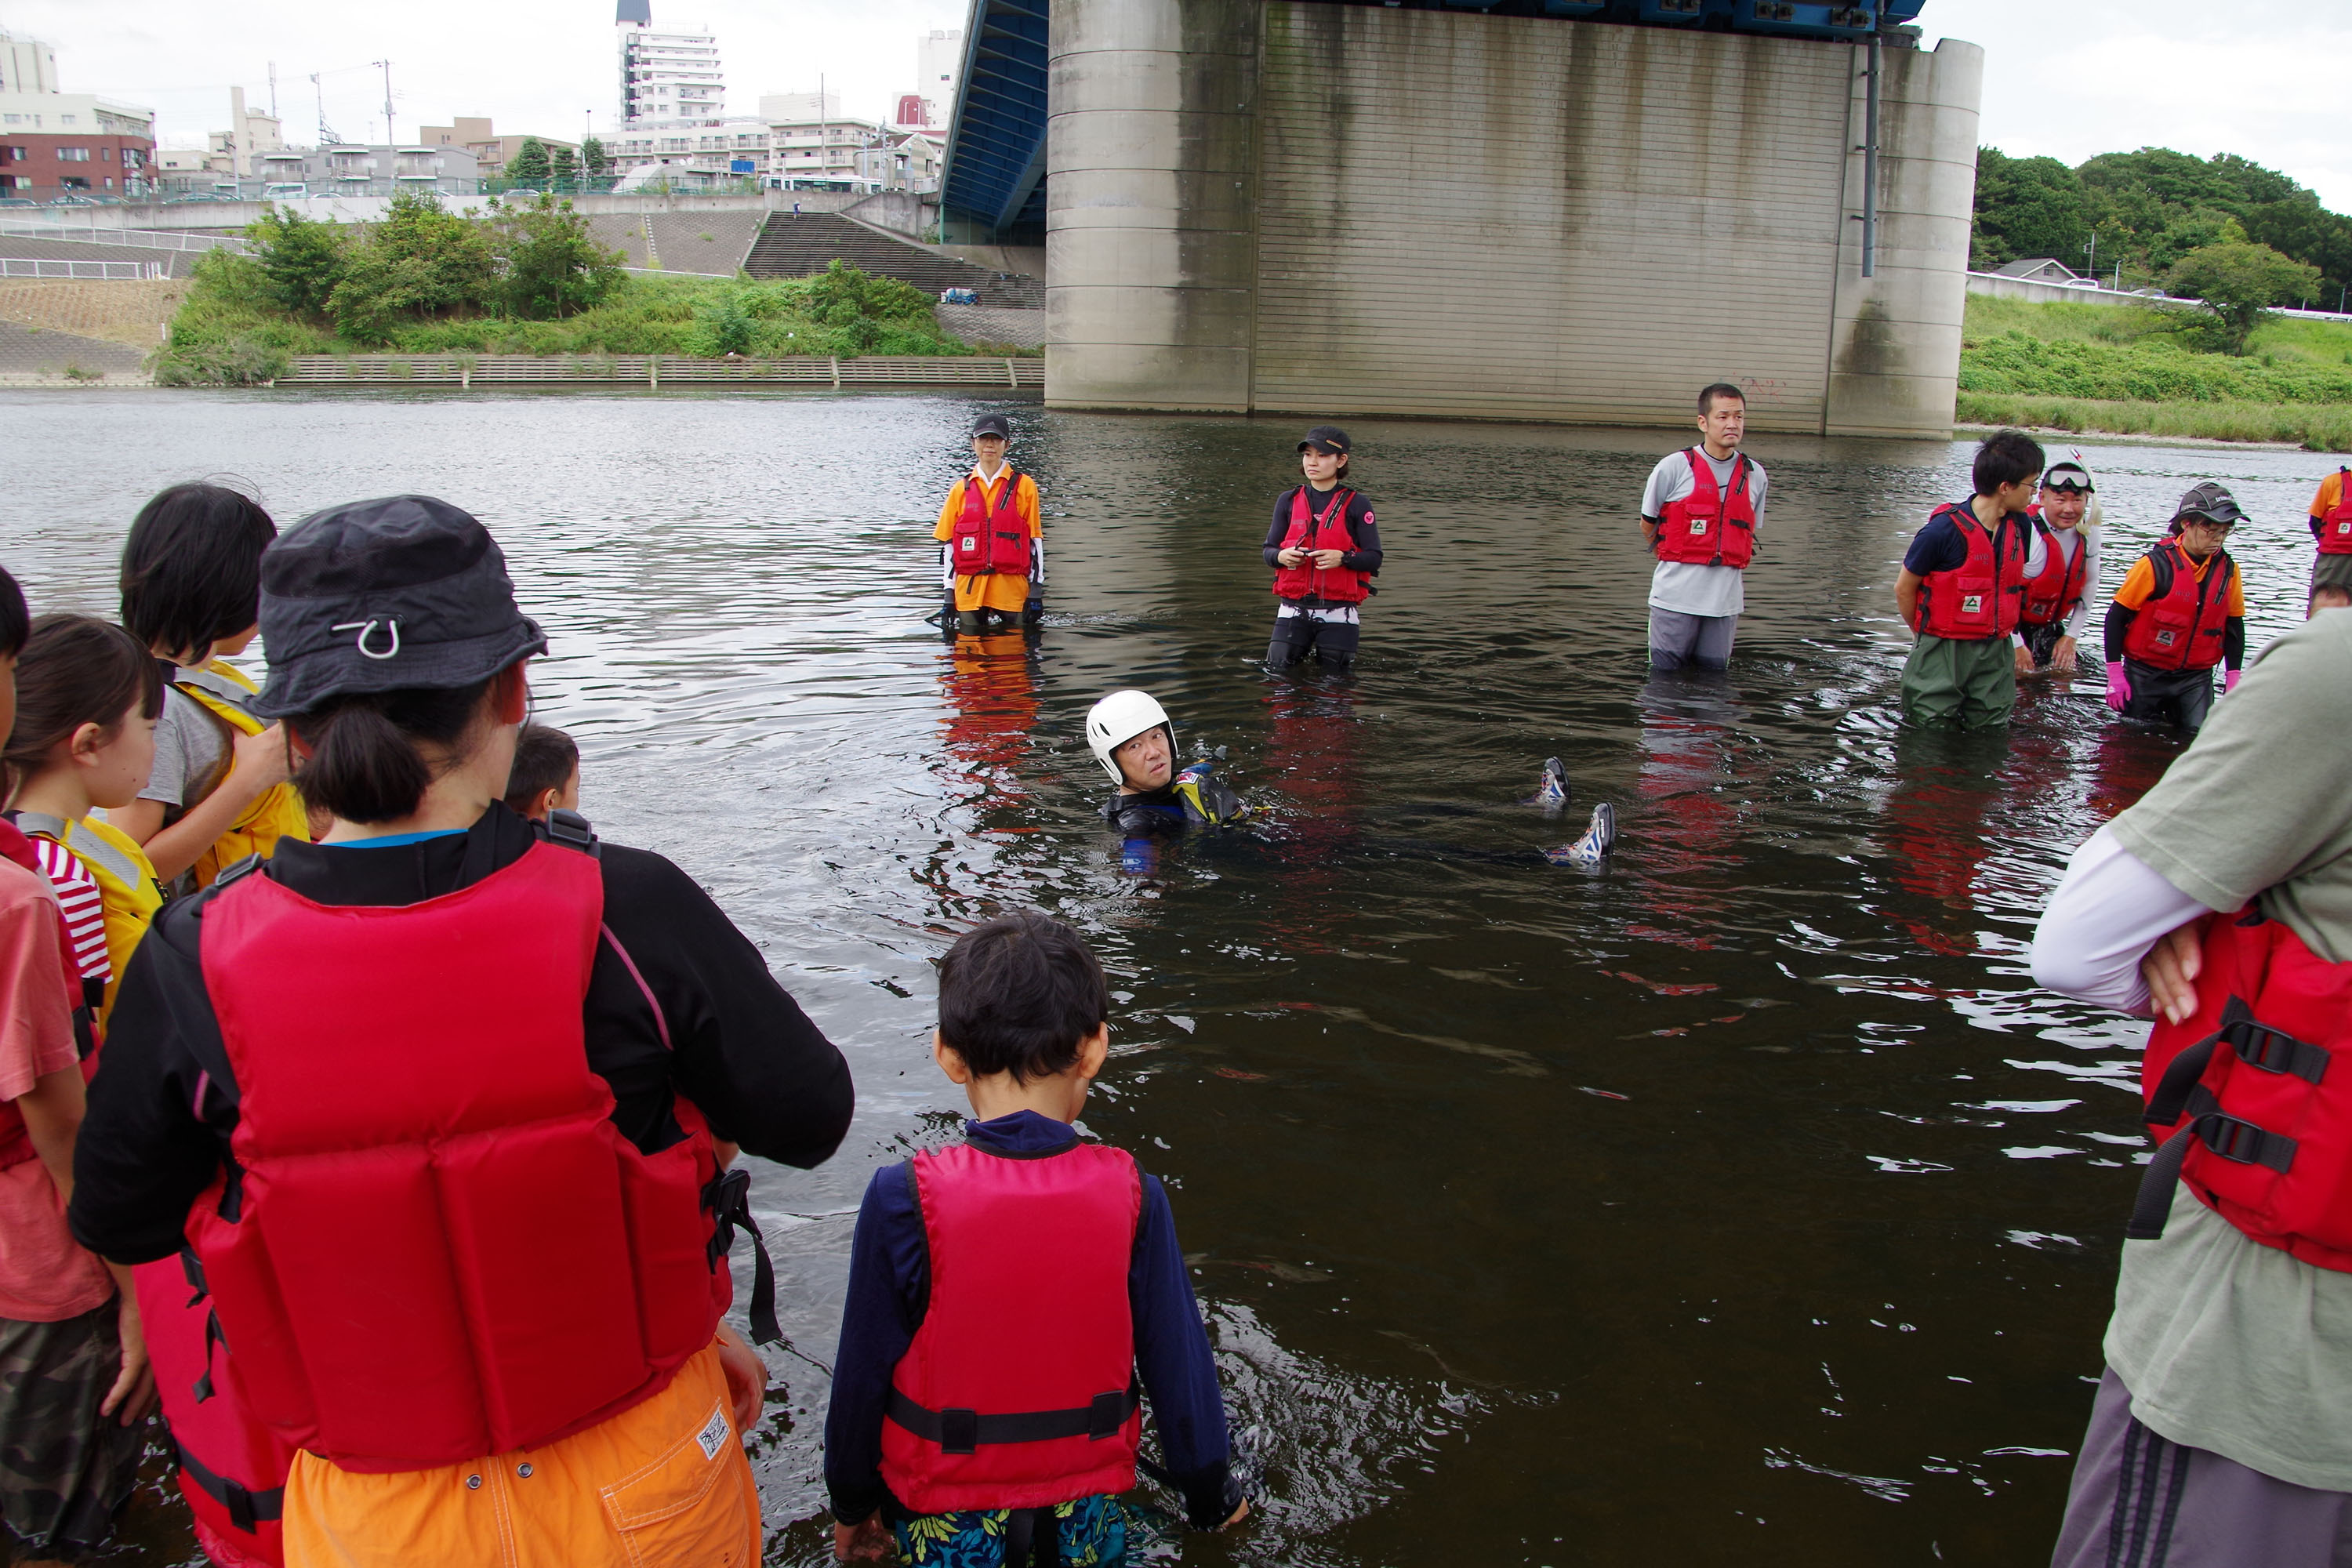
[281,1342,760,1568]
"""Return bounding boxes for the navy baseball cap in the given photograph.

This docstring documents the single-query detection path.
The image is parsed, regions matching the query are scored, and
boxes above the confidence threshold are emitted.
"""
[971,413,1011,439]
[252,495,545,719]
[1297,425,1351,455]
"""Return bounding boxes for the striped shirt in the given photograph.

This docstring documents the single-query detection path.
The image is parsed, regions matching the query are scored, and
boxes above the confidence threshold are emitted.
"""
[26,837,108,989]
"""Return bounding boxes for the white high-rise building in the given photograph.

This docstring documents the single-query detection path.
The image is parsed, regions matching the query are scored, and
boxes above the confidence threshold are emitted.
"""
[0,28,59,96]
[617,2,724,130]
[916,31,961,129]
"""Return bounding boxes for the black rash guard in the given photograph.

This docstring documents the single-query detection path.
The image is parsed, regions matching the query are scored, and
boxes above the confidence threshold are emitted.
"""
[69,803,855,1265]
[1262,485,1384,578]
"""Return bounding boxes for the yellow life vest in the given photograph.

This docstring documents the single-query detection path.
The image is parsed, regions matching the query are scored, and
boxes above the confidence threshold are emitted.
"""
[172,661,310,887]
[15,813,163,1029]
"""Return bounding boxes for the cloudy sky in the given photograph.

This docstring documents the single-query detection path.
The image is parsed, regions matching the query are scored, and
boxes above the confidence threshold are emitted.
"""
[7,0,2347,211]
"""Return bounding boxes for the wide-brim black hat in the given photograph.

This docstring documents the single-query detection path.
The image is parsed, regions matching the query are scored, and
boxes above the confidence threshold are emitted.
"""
[252,495,546,719]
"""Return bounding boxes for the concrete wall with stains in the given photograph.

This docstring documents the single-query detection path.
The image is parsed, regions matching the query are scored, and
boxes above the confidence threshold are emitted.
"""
[1045,2,1980,437]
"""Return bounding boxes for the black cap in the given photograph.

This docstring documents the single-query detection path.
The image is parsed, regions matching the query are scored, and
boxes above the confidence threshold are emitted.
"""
[2172,481,2246,528]
[2042,462,2094,493]
[1297,425,1351,456]
[251,495,546,719]
[971,413,1011,439]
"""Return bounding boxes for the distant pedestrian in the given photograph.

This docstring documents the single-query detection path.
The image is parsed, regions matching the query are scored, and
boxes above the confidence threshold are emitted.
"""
[934,413,1044,637]
[2301,466,2352,614]
[1641,383,1766,673]
[2016,459,2101,677]
[2103,482,2246,732]
[1893,429,2047,728]
[1265,426,1382,673]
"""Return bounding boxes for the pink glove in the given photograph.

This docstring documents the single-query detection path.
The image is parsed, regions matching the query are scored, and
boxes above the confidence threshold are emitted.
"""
[2105,661,2132,712]
[2224,668,2241,694]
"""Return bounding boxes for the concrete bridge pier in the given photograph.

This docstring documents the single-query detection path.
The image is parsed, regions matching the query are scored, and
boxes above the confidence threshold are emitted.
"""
[1044,0,1260,412]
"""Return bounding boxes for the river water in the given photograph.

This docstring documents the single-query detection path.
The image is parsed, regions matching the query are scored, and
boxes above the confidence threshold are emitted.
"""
[2,389,2337,1566]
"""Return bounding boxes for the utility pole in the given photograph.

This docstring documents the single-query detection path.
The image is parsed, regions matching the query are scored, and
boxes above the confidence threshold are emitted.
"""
[375,60,394,146]
[268,61,278,121]
[820,72,828,187]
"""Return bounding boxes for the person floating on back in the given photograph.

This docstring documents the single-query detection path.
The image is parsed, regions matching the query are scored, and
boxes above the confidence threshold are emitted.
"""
[1265,426,1381,673]
[2302,464,2351,615]
[2016,459,2100,680]
[825,911,1249,1564]
[1085,690,1249,839]
[2103,482,2247,732]
[1893,429,2047,730]
[1641,383,1766,673]
[108,483,309,898]
[935,413,1044,637]
[503,721,581,822]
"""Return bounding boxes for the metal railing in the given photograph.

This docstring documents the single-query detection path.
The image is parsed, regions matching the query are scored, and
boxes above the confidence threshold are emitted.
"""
[0,224,246,254]
[0,256,168,280]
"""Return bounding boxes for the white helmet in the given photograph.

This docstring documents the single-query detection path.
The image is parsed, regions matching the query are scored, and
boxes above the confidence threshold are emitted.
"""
[1085,690,1174,786]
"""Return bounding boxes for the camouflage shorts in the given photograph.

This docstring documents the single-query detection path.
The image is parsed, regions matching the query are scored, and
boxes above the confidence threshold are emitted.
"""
[0,1301,146,1556]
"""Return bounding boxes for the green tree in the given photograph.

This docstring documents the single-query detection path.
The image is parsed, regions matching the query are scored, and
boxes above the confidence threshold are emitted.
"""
[549,145,579,186]
[1971,147,2089,272]
[2167,241,2324,354]
[506,136,552,187]
[492,194,624,320]
[328,190,500,343]
[581,136,608,178]
[245,206,347,318]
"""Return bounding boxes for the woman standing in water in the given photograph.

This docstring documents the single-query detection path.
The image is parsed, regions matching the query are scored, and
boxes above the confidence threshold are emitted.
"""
[67,495,855,1567]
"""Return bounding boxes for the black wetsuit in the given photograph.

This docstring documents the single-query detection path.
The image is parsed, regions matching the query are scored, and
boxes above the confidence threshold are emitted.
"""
[1262,486,1383,669]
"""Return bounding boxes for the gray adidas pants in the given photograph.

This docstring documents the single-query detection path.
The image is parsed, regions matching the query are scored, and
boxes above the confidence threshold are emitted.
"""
[1646,608,1737,672]
[2051,1367,2352,1566]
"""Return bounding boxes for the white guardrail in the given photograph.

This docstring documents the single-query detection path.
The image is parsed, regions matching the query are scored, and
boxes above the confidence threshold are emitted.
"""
[0,257,168,280]
[0,224,245,254]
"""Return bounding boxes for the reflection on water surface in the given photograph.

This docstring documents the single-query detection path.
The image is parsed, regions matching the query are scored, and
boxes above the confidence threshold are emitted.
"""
[4,390,2336,1565]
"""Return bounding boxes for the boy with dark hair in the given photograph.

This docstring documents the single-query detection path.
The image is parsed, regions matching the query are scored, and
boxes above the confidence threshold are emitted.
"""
[502,722,580,821]
[1640,383,1767,673]
[1265,426,1382,672]
[1893,429,2048,728]
[2103,482,2248,733]
[109,481,307,892]
[826,912,1247,1563]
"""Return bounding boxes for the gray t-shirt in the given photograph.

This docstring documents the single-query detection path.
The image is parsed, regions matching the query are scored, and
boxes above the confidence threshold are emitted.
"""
[1641,448,1768,619]
[2102,611,2352,1487]
[140,684,231,811]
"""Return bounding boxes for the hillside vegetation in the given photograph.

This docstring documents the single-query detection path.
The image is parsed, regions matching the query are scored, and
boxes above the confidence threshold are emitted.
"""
[155,192,982,384]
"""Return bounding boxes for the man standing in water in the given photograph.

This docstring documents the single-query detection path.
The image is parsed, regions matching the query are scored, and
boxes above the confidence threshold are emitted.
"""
[1640,384,1766,673]
[2031,605,2352,1568]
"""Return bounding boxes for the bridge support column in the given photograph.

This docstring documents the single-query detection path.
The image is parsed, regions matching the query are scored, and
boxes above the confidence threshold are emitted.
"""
[1044,0,1259,412]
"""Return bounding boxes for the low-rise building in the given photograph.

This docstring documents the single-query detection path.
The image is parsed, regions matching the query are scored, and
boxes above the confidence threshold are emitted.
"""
[184,143,481,201]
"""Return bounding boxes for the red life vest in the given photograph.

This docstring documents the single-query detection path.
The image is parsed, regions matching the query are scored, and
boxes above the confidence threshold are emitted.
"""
[2129,907,2352,1272]
[1916,503,2028,641]
[1272,486,1371,604]
[2020,519,2089,626]
[2322,469,2352,556]
[187,839,731,1471]
[880,1139,1143,1515]
[949,469,1033,577]
[139,1249,292,1566]
[2122,540,2234,672]
[1653,448,1758,568]
[0,819,97,1171]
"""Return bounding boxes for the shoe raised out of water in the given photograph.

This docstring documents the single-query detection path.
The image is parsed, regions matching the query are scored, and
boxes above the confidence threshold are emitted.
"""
[1546,802,1617,867]
[1537,757,1569,804]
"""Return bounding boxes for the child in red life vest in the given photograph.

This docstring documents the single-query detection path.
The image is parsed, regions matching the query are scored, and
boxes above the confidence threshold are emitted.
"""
[2103,482,2248,734]
[0,572,158,1565]
[1893,428,2049,730]
[1265,425,1382,672]
[935,413,1044,637]
[826,913,1248,1563]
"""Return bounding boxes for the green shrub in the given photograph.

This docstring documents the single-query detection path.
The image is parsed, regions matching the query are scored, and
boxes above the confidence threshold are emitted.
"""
[246,207,348,318]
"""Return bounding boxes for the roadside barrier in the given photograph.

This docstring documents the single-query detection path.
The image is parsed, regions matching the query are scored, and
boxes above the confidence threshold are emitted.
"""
[278,354,1043,388]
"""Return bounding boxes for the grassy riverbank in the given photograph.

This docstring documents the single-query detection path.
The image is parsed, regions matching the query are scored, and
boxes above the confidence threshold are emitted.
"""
[159,253,1006,385]
[1958,295,2352,450]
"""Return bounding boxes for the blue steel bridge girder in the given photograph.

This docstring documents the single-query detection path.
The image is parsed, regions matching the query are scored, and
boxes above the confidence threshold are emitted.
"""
[935,0,1932,236]
[938,0,1049,236]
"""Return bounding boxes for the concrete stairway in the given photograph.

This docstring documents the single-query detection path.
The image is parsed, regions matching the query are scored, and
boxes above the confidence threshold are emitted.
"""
[742,212,1043,307]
